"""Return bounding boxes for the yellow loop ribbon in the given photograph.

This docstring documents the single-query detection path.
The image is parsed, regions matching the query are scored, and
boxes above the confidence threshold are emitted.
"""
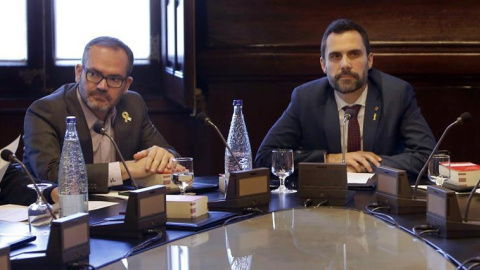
[122,111,132,122]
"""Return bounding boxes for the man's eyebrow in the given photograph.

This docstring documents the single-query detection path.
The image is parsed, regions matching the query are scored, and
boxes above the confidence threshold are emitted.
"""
[87,68,125,78]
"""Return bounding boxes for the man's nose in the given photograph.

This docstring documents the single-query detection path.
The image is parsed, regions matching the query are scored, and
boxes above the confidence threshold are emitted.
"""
[97,78,109,91]
[340,55,352,70]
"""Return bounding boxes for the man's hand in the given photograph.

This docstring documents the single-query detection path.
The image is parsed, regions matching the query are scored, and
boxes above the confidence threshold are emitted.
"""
[51,187,59,203]
[133,146,175,174]
[326,151,382,173]
[121,157,157,180]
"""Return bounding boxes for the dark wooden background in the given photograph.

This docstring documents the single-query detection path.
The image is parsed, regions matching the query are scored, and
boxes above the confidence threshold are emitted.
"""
[1,0,480,177]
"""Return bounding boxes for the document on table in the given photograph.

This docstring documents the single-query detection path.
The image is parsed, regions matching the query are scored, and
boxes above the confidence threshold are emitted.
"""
[347,172,375,185]
[0,201,118,222]
[0,135,21,183]
[0,204,28,222]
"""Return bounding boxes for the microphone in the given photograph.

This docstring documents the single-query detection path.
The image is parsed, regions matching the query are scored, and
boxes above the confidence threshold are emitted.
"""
[1,149,56,220]
[196,113,242,170]
[93,122,138,189]
[413,112,472,198]
[342,108,355,164]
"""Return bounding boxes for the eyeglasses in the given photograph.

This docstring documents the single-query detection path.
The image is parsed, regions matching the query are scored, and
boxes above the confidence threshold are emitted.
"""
[83,68,126,88]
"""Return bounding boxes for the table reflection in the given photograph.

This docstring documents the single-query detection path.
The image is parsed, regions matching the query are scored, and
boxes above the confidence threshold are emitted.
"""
[103,208,456,270]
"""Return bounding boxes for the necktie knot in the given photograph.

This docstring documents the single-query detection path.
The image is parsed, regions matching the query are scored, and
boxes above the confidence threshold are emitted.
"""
[343,105,361,118]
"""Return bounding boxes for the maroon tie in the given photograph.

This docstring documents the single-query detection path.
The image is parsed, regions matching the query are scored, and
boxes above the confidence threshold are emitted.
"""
[344,105,361,152]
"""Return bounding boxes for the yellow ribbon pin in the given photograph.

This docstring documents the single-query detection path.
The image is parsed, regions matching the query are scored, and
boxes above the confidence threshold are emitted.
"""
[373,107,379,121]
[122,111,132,123]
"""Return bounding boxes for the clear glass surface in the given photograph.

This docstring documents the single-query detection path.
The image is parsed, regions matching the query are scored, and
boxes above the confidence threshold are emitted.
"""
[271,149,296,194]
[172,157,194,195]
[428,154,450,186]
[27,183,54,232]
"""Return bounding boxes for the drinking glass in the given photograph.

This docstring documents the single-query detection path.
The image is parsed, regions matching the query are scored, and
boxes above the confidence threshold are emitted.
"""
[27,183,54,232]
[428,154,450,186]
[271,149,296,194]
[171,157,194,195]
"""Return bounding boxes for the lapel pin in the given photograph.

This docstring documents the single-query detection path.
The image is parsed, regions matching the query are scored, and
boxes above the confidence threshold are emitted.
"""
[373,107,379,121]
[122,111,132,123]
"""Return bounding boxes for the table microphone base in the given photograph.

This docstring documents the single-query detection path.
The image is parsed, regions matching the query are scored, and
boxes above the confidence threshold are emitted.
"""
[299,189,355,206]
[376,192,426,214]
[427,214,480,238]
[208,194,270,212]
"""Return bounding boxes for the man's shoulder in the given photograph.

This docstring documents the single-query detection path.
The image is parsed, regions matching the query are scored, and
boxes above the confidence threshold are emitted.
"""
[30,83,77,107]
[119,90,145,105]
[370,69,411,91]
[293,77,330,96]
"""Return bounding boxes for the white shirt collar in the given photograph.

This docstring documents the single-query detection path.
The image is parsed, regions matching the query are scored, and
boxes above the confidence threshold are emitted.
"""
[334,85,368,111]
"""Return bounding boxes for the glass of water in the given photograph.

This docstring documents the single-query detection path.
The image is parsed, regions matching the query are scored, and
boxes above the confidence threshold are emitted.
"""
[171,157,194,195]
[27,183,54,232]
[428,154,450,186]
[271,149,296,194]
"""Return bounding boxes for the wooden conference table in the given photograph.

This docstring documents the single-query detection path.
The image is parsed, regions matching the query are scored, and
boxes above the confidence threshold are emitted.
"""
[7,176,480,269]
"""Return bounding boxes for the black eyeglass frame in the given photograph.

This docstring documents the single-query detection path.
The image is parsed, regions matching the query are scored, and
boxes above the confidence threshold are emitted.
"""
[82,67,127,88]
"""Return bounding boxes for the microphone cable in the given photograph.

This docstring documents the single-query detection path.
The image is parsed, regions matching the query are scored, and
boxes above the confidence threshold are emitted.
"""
[122,230,164,259]
[303,198,328,208]
[222,207,264,226]
[363,203,399,227]
[457,257,480,270]
[412,224,440,237]
[67,262,97,269]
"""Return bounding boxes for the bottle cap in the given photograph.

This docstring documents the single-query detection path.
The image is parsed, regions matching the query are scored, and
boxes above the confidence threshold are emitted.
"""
[233,100,243,106]
[66,116,76,123]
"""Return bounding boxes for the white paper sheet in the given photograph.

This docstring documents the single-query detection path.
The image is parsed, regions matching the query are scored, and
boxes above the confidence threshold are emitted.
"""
[347,172,374,184]
[0,204,28,222]
[0,135,21,183]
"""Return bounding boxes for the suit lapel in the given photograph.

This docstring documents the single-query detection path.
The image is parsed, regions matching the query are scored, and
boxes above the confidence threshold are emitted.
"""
[112,99,130,161]
[64,86,94,163]
[324,92,342,153]
[363,82,382,152]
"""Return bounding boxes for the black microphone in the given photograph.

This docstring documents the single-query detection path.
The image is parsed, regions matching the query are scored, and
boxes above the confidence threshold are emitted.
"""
[1,149,56,220]
[93,122,138,189]
[342,108,355,164]
[413,112,472,198]
[196,113,242,170]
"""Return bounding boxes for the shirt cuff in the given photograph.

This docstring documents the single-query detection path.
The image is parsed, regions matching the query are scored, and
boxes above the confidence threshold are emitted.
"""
[108,162,123,187]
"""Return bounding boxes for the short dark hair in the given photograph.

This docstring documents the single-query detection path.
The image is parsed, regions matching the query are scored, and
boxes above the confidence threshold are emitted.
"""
[81,36,134,76]
[320,19,371,59]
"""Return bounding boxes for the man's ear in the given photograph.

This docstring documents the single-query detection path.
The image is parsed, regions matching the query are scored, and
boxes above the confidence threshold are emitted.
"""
[320,57,327,73]
[74,64,83,83]
[123,77,133,94]
[367,53,373,69]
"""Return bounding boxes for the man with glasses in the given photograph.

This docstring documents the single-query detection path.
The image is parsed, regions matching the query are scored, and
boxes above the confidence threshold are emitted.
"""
[23,36,179,193]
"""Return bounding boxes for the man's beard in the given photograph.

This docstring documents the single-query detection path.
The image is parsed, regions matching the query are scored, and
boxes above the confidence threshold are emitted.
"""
[85,97,111,112]
[80,89,112,112]
[329,70,367,94]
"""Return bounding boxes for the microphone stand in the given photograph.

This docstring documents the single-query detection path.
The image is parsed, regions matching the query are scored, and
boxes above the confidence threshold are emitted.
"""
[197,113,242,170]
[412,121,458,199]
[342,114,351,164]
[463,177,480,222]
[93,123,138,189]
[1,150,56,220]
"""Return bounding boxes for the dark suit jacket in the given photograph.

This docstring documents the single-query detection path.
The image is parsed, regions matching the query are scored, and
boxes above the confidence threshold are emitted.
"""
[23,83,179,193]
[0,164,56,206]
[254,69,436,181]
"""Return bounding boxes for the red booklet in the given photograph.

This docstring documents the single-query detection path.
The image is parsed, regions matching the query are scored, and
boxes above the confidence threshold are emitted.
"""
[440,162,480,187]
